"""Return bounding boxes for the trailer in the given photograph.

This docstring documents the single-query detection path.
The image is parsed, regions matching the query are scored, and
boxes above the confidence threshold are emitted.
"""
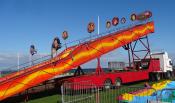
[62,36,173,90]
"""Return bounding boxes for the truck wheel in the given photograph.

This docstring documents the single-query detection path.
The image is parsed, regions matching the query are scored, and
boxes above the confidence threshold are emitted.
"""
[115,78,122,87]
[167,71,171,79]
[149,73,154,81]
[171,71,174,77]
[155,73,160,81]
[104,79,112,89]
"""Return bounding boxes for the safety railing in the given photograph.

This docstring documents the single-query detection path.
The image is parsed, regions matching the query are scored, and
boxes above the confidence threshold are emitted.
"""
[62,19,152,48]
[0,19,151,82]
[61,81,96,103]
[61,82,158,103]
[0,54,51,79]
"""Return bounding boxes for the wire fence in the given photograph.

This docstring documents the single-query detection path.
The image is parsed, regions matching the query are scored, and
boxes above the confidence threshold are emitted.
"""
[61,81,97,103]
[61,82,160,103]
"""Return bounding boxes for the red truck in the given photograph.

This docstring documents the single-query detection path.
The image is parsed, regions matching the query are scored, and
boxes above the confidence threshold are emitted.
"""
[62,50,173,90]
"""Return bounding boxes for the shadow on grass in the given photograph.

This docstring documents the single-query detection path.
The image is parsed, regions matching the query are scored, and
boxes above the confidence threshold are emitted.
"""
[1,88,62,103]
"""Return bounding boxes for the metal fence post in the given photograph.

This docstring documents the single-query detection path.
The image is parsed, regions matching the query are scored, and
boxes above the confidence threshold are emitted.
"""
[61,85,64,103]
[96,87,99,103]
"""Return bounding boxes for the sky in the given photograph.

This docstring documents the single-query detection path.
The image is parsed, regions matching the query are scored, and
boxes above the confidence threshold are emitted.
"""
[0,0,175,69]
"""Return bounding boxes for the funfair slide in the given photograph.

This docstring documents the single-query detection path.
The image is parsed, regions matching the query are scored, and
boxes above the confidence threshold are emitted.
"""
[0,21,154,101]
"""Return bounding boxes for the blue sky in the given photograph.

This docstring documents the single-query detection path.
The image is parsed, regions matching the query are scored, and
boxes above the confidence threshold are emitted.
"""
[0,0,175,69]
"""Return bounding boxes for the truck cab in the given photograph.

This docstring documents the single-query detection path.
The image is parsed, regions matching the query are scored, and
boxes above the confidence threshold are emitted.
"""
[151,52,173,72]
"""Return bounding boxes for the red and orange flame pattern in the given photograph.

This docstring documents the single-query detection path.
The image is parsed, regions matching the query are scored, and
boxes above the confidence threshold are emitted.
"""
[0,21,154,101]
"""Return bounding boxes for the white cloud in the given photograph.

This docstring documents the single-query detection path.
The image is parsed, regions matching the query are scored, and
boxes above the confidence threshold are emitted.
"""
[0,57,4,61]
[0,53,49,70]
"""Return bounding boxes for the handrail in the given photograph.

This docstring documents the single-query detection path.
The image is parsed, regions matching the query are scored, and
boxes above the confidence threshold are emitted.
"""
[0,19,151,78]
[1,55,51,76]
[62,19,151,47]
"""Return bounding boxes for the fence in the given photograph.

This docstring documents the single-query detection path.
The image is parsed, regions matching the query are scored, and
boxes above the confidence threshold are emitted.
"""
[61,82,160,103]
[61,81,97,103]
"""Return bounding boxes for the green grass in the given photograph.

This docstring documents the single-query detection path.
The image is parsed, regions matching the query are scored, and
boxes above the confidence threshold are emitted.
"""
[28,95,62,103]
[25,78,175,103]
[25,80,155,103]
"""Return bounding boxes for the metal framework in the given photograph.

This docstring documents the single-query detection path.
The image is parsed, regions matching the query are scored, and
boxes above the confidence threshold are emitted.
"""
[75,36,152,74]
[124,36,151,69]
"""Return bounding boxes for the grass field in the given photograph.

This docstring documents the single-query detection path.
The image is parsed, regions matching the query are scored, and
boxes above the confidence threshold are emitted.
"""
[28,95,62,103]
[26,80,167,103]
